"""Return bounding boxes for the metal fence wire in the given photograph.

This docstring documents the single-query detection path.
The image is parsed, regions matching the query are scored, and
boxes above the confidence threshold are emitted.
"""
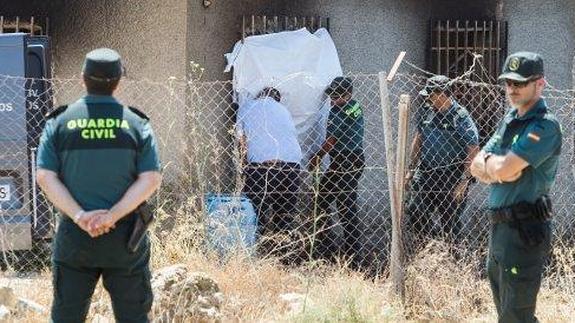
[0,62,573,273]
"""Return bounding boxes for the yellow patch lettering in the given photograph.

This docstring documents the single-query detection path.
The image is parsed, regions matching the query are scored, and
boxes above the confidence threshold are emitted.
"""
[73,118,127,140]
[67,120,77,130]
[95,129,105,139]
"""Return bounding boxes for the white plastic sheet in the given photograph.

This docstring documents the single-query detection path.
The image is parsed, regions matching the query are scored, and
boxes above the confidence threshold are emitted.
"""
[225,28,342,164]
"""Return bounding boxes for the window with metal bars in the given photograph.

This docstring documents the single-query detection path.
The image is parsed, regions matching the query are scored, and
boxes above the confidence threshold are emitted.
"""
[0,16,48,35]
[241,15,329,41]
[428,20,507,83]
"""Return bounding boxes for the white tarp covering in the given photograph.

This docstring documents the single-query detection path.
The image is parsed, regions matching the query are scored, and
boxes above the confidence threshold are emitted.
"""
[225,28,342,164]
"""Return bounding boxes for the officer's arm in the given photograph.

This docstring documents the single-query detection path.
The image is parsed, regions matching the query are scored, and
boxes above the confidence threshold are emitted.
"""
[308,136,336,169]
[470,150,496,184]
[463,145,480,179]
[317,136,336,159]
[485,152,528,182]
[108,171,162,222]
[238,134,248,166]
[36,169,84,220]
[408,132,422,170]
[487,120,561,182]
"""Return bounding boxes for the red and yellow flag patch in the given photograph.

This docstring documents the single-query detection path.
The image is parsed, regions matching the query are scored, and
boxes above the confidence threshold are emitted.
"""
[527,132,541,142]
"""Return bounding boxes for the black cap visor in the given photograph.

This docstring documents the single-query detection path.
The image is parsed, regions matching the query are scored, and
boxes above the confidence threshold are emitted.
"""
[498,72,542,82]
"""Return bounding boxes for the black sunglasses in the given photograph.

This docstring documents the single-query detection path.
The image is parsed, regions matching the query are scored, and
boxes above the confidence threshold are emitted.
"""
[504,77,542,88]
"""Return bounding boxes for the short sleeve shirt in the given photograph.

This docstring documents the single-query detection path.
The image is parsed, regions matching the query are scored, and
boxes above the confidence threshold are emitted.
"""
[417,101,479,168]
[483,98,562,208]
[326,99,365,154]
[36,95,161,210]
[235,98,302,164]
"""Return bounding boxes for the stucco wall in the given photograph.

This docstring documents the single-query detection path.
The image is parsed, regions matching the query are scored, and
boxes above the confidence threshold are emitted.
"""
[48,0,188,81]
[503,0,575,89]
[45,0,190,181]
[187,0,290,81]
[0,1,50,17]
[288,0,498,74]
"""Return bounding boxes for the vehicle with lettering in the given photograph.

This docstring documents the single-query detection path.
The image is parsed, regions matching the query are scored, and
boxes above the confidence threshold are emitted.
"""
[0,33,52,253]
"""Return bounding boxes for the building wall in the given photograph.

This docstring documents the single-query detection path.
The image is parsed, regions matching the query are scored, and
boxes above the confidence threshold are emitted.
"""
[48,0,188,81]
[44,0,190,181]
[186,0,498,80]
[0,1,50,17]
[286,0,430,74]
[187,0,290,81]
[503,0,575,89]
[176,0,514,81]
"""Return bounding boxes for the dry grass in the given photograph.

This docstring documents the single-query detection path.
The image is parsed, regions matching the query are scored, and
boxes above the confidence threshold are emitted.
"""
[5,213,575,322]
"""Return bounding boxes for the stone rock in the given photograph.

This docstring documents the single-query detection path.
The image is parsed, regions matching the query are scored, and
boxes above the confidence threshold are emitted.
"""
[152,265,223,322]
[151,264,189,292]
[16,298,47,314]
[0,287,17,308]
[0,305,10,322]
[279,292,307,313]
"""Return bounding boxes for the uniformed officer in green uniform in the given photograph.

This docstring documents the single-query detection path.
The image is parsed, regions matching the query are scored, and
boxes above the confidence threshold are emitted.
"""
[471,52,561,322]
[36,48,162,322]
[309,76,365,267]
[406,75,479,246]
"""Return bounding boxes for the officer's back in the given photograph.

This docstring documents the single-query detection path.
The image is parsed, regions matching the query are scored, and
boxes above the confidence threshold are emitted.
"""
[37,48,161,323]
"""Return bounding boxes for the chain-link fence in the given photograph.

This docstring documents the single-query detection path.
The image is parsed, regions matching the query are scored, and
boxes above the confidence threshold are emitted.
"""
[0,61,573,275]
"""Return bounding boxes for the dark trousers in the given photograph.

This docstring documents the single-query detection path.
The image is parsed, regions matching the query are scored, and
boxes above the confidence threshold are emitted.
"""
[243,162,301,234]
[406,164,468,246]
[51,217,152,323]
[313,152,365,263]
[488,219,551,323]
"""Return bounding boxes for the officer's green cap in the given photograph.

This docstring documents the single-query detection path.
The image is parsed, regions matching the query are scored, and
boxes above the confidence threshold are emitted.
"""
[82,48,123,82]
[419,74,451,97]
[325,76,353,97]
[498,51,544,82]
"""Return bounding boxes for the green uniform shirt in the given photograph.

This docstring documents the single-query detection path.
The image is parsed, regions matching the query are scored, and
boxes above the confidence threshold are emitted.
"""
[326,99,365,154]
[483,98,561,208]
[36,95,161,211]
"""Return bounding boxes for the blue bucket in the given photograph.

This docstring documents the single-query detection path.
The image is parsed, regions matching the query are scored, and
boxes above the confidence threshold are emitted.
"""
[204,193,258,257]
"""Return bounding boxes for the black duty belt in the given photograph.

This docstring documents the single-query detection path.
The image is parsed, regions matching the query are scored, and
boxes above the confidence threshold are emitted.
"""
[489,196,552,224]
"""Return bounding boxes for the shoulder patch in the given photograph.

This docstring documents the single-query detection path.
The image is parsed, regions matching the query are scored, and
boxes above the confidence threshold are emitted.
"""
[45,105,68,119]
[127,106,150,120]
[456,107,469,119]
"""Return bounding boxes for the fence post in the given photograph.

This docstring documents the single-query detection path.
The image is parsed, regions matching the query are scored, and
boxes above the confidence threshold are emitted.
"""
[395,94,410,214]
[572,55,575,179]
[378,72,405,300]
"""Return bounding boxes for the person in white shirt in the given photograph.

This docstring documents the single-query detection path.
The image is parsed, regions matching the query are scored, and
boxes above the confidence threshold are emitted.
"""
[236,87,303,237]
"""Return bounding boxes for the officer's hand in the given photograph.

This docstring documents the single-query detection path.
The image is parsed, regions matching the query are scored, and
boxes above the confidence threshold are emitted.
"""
[453,180,469,202]
[471,151,503,184]
[308,156,320,171]
[404,170,413,190]
[75,210,108,236]
[88,211,118,237]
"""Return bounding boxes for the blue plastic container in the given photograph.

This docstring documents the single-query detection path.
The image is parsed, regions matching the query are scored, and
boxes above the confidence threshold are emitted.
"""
[204,193,258,257]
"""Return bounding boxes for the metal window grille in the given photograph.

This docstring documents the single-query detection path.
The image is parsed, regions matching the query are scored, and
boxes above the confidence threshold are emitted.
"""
[429,20,507,82]
[0,16,48,35]
[241,15,329,40]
